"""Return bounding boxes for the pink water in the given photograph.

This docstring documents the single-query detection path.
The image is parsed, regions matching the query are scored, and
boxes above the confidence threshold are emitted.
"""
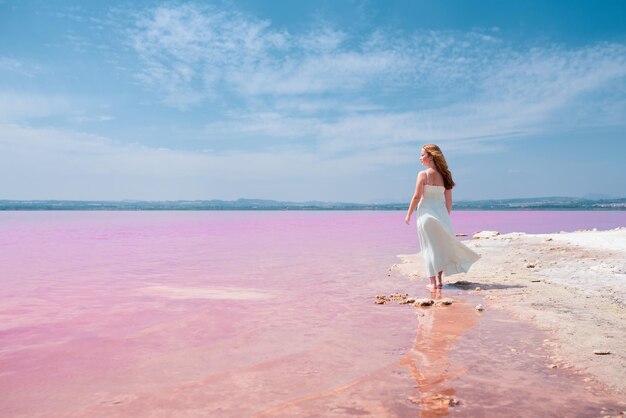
[1,210,625,417]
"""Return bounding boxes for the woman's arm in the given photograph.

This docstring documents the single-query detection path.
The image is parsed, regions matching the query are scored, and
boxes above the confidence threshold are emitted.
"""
[444,189,452,215]
[405,172,426,224]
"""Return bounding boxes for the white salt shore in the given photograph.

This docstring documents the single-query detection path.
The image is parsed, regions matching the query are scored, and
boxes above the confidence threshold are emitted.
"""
[548,228,626,252]
[397,227,626,395]
[535,229,626,303]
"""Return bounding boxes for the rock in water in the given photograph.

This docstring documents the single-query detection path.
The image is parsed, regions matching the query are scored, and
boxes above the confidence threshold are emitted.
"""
[593,349,611,355]
[374,295,390,304]
[475,304,484,311]
[435,298,454,306]
[429,394,460,407]
[399,297,416,305]
[472,230,500,239]
[413,298,434,307]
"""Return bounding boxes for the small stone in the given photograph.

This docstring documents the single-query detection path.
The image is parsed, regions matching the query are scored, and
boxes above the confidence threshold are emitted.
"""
[414,298,434,307]
[475,286,481,291]
[475,304,484,311]
[593,349,611,355]
[430,394,460,407]
[435,298,454,306]
[545,237,553,241]
[374,295,390,304]
[530,279,541,283]
[548,364,558,369]
[526,264,535,268]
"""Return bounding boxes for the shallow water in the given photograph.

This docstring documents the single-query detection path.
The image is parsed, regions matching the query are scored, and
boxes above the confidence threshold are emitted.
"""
[0,211,624,417]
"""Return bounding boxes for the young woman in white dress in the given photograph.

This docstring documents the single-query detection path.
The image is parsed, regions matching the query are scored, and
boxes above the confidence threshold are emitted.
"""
[405,144,480,289]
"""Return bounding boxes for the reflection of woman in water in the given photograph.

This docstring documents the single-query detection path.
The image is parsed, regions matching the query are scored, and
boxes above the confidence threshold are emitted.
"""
[405,144,480,289]
[400,292,478,416]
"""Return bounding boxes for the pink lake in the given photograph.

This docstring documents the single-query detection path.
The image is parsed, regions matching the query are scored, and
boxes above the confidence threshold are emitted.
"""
[1,210,625,417]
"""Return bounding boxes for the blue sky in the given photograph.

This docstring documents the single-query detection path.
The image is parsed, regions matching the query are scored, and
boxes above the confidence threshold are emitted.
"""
[1,0,625,202]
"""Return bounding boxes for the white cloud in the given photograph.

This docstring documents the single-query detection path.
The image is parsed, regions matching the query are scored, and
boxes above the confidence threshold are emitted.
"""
[128,4,289,108]
[125,3,626,152]
[2,3,625,201]
[0,91,70,121]
[0,92,118,126]
[0,122,417,201]
[0,57,40,78]
[68,114,115,123]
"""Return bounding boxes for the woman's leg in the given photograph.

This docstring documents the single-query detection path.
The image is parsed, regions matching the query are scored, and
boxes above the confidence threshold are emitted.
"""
[435,271,443,288]
[427,275,437,289]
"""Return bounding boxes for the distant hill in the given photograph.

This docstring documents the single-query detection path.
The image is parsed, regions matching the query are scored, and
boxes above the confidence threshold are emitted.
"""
[1,197,625,210]
[451,196,626,210]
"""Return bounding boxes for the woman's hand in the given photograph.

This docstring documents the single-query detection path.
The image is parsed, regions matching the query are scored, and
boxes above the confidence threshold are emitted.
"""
[405,214,411,225]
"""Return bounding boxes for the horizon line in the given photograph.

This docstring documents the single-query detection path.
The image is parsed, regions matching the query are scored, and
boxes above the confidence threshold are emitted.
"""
[1,196,624,204]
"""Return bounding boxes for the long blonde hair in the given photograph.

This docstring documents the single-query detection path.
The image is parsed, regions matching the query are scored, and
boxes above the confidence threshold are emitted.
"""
[423,144,455,190]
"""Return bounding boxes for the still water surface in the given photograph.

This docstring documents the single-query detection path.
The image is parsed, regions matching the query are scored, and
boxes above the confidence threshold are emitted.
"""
[1,211,624,416]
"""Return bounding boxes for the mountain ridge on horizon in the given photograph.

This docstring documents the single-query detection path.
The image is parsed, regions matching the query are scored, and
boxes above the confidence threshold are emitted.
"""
[1,196,625,211]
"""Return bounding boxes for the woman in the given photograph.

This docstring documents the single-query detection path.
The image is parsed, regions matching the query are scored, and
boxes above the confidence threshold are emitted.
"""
[405,144,480,289]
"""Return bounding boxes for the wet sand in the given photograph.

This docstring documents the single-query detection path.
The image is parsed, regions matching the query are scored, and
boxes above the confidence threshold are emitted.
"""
[253,289,625,417]
[396,227,626,406]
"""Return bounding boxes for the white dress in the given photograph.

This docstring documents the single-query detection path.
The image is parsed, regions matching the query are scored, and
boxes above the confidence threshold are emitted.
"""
[416,171,480,277]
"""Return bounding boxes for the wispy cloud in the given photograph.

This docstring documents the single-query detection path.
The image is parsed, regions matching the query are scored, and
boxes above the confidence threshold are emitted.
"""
[0,91,69,121]
[0,121,418,200]
[2,2,625,201]
[126,3,626,151]
[128,3,289,108]
[0,57,40,78]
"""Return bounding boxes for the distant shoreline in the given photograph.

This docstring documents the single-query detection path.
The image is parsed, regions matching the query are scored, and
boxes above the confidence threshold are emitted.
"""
[0,197,625,211]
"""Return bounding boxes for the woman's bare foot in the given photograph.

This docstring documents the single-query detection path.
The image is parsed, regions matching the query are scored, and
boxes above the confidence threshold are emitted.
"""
[427,276,437,289]
[436,271,443,288]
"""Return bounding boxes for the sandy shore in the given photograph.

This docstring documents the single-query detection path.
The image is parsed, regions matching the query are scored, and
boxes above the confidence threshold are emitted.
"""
[396,227,626,395]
